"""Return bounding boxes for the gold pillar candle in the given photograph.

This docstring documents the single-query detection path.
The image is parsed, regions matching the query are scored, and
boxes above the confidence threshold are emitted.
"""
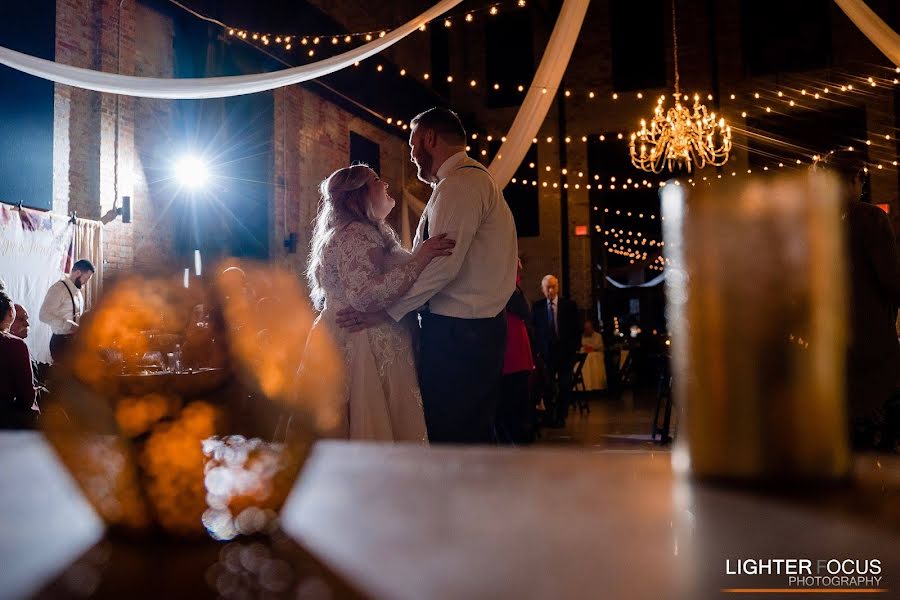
[663,173,850,482]
[42,262,344,539]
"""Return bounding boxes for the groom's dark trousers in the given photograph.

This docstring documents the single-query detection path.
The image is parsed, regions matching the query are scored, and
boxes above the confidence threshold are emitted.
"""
[419,311,507,444]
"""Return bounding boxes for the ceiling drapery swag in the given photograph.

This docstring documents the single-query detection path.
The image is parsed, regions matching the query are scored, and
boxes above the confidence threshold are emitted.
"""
[0,0,463,99]
[833,0,900,66]
[487,0,589,188]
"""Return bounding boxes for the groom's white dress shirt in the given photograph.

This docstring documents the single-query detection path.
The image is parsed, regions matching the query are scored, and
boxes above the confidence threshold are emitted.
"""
[39,278,83,335]
[386,151,518,321]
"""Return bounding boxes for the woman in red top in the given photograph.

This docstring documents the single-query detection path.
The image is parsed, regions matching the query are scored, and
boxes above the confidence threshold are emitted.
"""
[496,262,536,444]
[0,290,37,429]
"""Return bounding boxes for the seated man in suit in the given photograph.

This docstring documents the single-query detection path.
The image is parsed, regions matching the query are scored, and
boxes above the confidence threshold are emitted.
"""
[532,275,580,427]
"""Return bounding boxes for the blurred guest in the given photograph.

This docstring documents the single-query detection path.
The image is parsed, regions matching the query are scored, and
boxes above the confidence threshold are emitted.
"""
[580,320,607,391]
[39,258,94,363]
[497,261,536,444]
[11,303,48,410]
[10,303,30,340]
[181,303,228,370]
[532,275,580,428]
[0,291,38,429]
[815,150,900,448]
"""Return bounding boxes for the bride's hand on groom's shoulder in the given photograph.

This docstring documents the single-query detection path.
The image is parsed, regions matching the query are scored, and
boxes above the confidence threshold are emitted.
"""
[336,308,389,332]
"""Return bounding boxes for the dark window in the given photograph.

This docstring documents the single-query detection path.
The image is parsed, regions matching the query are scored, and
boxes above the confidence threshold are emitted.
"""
[611,0,666,91]
[504,144,539,237]
[468,137,538,236]
[430,25,451,99]
[350,132,381,174]
[0,1,55,210]
[741,0,831,76]
[485,10,534,108]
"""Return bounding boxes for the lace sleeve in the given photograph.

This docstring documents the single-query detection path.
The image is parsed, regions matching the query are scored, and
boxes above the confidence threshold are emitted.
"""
[337,223,424,313]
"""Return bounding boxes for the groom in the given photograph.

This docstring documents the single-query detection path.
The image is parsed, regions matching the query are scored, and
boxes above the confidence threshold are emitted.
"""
[337,107,518,443]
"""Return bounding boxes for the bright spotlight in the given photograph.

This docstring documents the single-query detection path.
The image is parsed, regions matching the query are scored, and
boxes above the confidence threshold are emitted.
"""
[174,156,209,189]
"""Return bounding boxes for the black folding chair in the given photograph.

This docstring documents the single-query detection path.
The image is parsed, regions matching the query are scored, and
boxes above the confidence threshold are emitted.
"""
[571,352,590,415]
[651,353,674,444]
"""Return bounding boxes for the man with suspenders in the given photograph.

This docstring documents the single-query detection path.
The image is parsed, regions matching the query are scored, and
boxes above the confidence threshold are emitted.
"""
[338,107,519,443]
[39,258,95,363]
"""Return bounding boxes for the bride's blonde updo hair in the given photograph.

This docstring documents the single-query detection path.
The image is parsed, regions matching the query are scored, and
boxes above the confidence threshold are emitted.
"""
[307,164,400,310]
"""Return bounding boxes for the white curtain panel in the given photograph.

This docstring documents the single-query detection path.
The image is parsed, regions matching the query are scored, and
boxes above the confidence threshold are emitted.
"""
[73,218,103,311]
[833,0,900,66]
[0,0,463,99]
[487,0,590,188]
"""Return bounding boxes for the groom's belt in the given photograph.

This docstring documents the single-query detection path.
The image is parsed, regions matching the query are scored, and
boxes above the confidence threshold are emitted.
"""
[419,310,505,323]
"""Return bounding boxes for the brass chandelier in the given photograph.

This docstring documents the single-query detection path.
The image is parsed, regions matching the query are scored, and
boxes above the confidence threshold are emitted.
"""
[629,0,732,173]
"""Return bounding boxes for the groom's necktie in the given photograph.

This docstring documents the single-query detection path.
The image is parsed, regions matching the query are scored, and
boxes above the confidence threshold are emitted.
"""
[548,301,558,340]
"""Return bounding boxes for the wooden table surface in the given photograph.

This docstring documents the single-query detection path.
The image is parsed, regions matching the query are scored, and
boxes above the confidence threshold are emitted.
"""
[2,433,899,600]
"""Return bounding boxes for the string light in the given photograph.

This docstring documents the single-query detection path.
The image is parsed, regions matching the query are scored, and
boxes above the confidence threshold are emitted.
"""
[240,23,900,110]
[190,0,900,187]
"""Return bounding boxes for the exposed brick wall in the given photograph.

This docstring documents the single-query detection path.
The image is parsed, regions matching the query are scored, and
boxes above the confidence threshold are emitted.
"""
[271,85,426,297]
[54,0,102,218]
[131,2,177,272]
[97,0,135,278]
[54,0,177,286]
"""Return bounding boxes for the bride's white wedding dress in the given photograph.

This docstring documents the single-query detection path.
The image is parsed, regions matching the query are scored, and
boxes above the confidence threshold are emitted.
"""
[313,221,427,442]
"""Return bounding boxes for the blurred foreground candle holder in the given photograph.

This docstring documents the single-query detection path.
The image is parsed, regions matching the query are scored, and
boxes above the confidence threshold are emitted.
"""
[663,173,851,483]
[42,262,343,540]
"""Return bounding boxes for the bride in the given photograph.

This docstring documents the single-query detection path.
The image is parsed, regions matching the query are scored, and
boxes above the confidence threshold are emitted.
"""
[306,164,454,441]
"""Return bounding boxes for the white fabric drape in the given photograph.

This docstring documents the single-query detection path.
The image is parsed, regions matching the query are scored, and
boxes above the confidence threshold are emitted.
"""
[606,272,667,289]
[73,218,103,311]
[1,0,586,189]
[0,205,73,364]
[487,0,590,188]
[404,187,427,216]
[833,0,900,66]
[0,0,463,99]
